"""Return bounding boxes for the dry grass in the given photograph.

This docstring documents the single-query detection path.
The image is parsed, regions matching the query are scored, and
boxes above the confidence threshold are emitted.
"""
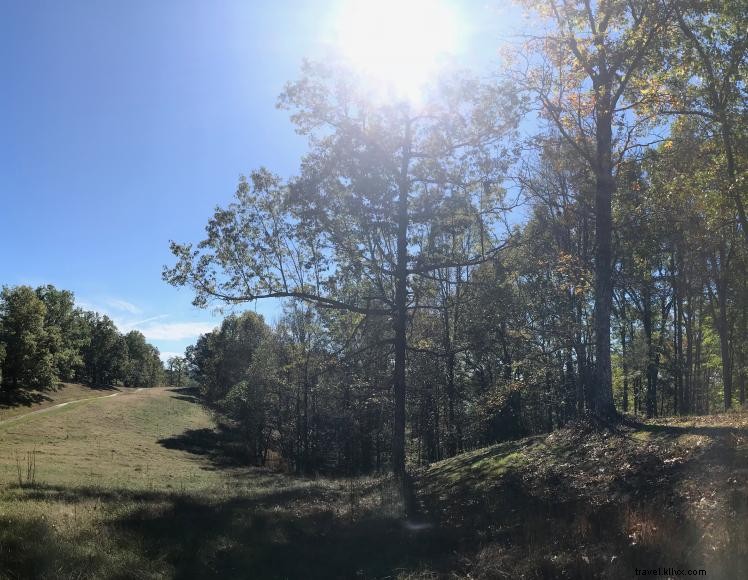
[0,387,224,490]
[5,386,745,578]
[0,387,445,579]
[414,415,748,579]
[0,383,121,422]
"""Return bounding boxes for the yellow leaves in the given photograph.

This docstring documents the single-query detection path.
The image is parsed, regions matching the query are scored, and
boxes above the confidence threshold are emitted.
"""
[555,251,591,297]
[413,337,435,351]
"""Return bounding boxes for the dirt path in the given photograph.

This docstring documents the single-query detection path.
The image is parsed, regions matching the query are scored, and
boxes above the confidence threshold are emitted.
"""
[0,390,132,427]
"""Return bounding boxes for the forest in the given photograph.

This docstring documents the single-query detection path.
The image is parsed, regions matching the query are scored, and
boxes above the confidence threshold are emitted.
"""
[166,0,748,477]
[0,284,164,395]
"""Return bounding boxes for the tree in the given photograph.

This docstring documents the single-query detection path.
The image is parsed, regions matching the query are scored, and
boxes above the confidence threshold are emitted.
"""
[664,0,748,243]
[123,330,164,388]
[165,63,519,476]
[185,312,268,402]
[80,313,127,387]
[35,284,85,381]
[166,355,187,388]
[514,0,673,416]
[0,286,58,390]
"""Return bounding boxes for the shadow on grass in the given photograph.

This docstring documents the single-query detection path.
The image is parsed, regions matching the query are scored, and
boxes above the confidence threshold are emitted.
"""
[628,420,748,440]
[3,481,456,580]
[0,389,52,409]
[158,389,265,469]
[0,383,120,412]
[121,494,453,579]
[167,386,203,405]
[158,425,253,468]
[416,421,748,579]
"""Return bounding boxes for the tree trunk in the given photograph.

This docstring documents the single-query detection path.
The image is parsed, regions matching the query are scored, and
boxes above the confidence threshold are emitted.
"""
[674,254,684,415]
[592,99,616,418]
[621,315,629,413]
[718,293,732,410]
[684,286,694,414]
[740,279,747,407]
[392,119,411,478]
[643,284,657,418]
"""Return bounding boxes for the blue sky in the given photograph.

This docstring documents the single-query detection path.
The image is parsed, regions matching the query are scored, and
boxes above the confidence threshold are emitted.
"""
[0,0,518,360]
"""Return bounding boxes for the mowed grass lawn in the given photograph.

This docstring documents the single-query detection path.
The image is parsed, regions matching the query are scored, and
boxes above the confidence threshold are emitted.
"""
[0,388,220,491]
[0,387,442,580]
[0,383,121,423]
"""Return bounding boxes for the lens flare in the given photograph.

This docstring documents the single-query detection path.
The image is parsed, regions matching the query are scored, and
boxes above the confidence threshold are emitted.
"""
[334,0,461,102]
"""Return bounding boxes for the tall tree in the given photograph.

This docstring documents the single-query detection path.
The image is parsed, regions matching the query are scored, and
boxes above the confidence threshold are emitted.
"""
[514,0,673,416]
[80,313,127,387]
[123,330,164,388]
[167,355,187,388]
[666,0,748,243]
[165,63,518,476]
[35,284,85,381]
[0,286,57,389]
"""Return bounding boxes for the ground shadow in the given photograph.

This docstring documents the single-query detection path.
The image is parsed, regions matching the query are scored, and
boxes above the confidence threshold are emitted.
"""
[158,424,254,468]
[416,421,748,579]
[167,386,203,404]
[0,389,52,409]
[0,383,120,412]
[2,481,457,580]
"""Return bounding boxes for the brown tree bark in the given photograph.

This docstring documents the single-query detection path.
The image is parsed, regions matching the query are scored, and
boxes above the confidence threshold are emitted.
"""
[392,119,411,479]
[592,88,617,418]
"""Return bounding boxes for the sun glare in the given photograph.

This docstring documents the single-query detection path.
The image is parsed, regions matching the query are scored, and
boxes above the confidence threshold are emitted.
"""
[334,0,461,102]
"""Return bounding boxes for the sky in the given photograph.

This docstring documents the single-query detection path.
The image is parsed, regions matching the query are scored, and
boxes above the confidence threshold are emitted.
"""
[0,0,521,361]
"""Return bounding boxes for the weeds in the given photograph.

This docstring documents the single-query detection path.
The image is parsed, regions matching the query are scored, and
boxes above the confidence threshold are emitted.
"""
[14,448,37,487]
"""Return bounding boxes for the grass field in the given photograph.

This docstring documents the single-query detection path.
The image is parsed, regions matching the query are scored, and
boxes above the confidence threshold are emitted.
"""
[2,385,747,579]
[0,386,440,580]
[0,383,121,423]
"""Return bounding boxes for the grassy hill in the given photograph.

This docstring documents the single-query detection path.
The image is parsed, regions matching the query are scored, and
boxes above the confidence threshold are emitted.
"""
[414,415,748,578]
[1,385,747,579]
[0,383,121,423]
[0,386,438,580]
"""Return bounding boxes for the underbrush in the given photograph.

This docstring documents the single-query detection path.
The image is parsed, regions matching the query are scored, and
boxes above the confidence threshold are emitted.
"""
[413,416,748,579]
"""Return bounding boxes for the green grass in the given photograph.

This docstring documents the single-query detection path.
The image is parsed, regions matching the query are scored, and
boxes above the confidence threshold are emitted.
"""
[0,387,447,580]
[4,387,747,579]
[0,383,120,422]
[0,387,221,490]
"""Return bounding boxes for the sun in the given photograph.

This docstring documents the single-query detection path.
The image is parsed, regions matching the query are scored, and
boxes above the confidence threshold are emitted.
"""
[334,0,461,103]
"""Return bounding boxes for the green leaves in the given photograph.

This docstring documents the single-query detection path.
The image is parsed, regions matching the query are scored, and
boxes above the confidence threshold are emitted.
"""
[0,285,57,389]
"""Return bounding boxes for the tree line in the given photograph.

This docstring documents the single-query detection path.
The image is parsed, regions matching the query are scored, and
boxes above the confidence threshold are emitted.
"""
[0,285,164,394]
[160,0,743,476]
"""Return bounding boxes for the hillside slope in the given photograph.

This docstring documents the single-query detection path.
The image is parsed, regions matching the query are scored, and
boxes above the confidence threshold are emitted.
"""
[2,385,747,579]
[415,415,748,579]
[0,387,444,579]
[0,383,121,422]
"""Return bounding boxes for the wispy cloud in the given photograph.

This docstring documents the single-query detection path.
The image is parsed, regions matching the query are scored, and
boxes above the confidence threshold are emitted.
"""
[136,321,216,341]
[120,314,169,329]
[76,297,214,344]
[105,298,142,314]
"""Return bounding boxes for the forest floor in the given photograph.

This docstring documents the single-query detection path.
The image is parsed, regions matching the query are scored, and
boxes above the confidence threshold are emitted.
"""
[0,385,746,579]
[416,413,748,579]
